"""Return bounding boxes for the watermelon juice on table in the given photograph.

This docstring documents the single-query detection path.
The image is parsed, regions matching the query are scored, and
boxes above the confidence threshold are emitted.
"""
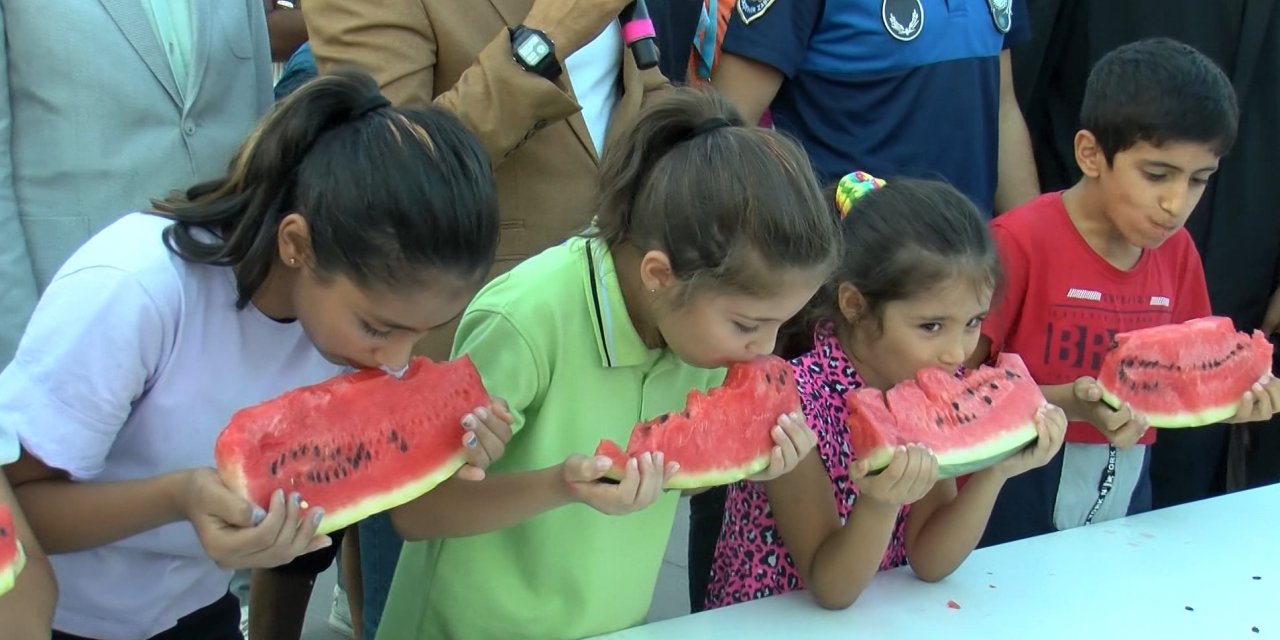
[846,353,1046,478]
[1096,316,1274,428]
[215,356,491,535]
[595,355,802,489]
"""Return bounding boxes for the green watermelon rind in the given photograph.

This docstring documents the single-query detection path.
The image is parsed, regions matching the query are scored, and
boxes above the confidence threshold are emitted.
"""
[310,450,469,536]
[0,540,26,597]
[1097,387,1241,429]
[600,453,773,490]
[860,422,1039,479]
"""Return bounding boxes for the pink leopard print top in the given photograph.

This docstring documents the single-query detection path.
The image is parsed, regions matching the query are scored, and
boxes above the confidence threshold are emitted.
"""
[703,323,910,609]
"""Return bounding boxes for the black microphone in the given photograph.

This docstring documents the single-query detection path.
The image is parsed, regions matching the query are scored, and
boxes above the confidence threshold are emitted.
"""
[619,0,660,70]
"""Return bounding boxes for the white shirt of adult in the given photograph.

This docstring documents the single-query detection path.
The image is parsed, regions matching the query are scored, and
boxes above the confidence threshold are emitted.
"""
[564,21,623,157]
[0,213,342,640]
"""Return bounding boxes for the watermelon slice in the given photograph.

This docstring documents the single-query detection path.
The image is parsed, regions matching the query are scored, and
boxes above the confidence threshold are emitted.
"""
[847,354,1044,478]
[215,356,490,535]
[0,503,26,597]
[594,355,801,489]
[1097,316,1274,428]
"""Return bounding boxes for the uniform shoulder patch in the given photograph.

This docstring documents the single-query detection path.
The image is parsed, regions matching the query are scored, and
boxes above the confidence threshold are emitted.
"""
[737,0,778,25]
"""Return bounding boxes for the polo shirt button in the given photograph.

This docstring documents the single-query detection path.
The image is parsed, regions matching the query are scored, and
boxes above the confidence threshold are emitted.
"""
[183,122,196,135]
[534,120,548,130]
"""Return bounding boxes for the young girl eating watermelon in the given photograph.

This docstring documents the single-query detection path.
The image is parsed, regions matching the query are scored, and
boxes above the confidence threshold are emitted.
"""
[0,70,512,640]
[702,173,1069,611]
[375,87,839,640]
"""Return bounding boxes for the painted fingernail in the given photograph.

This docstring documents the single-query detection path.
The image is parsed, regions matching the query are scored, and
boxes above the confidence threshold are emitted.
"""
[462,415,477,430]
[292,492,302,505]
[273,489,284,503]
[251,507,266,526]
[475,406,490,420]
[312,509,325,524]
[465,433,478,448]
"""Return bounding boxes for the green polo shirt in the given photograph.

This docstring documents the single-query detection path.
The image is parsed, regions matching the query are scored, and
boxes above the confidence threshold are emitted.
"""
[377,236,726,640]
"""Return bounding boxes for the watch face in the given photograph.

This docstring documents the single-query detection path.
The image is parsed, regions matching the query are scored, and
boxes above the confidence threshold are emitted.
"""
[515,34,551,65]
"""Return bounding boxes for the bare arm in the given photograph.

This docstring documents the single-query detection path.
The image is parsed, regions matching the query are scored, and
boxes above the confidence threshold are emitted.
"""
[994,50,1040,214]
[5,452,191,554]
[0,467,56,639]
[902,473,1003,582]
[764,454,899,610]
[712,53,784,126]
[262,0,309,61]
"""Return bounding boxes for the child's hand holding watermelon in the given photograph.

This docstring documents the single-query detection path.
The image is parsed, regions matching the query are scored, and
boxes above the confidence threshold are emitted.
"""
[1223,374,1280,424]
[746,412,818,483]
[986,403,1068,480]
[850,444,939,508]
[561,451,678,516]
[182,468,330,571]
[1067,377,1151,448]
[454,400,515,481]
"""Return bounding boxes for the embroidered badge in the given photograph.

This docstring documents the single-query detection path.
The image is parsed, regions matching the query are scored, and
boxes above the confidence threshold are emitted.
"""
[882,0,924,42]
[737,0,777,24]
[987,0,1012,33]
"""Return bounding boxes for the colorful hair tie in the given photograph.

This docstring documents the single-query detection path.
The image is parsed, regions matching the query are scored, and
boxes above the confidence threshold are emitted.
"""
[835,171,886,218]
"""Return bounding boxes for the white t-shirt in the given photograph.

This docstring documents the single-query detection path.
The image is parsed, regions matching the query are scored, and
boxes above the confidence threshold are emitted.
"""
[564,21,623,157]
[0,417,15,465]
[0,213,342,640]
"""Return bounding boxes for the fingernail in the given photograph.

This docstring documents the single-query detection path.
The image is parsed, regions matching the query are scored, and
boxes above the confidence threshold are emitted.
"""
[595,456,612,470]
[465,433,478,448]
[251,507,266,526]
[273,489,284,503]
[292,492,302,505]
[670,462,681,473]
[312,509,325,524]
[475,406,490,420]
[462,415,477,430]
[320,536,333,549]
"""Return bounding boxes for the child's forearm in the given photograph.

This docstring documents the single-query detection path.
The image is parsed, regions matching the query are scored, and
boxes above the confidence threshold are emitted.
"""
[805,498,900,609]
[906,471,1005,582]
[10,461,190,554]
[0,474,56,640]
[390,465,573,540]
[1041,384,1085,422]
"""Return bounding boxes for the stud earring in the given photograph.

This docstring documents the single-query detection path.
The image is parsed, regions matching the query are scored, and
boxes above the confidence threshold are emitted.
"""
[289,257,298,266]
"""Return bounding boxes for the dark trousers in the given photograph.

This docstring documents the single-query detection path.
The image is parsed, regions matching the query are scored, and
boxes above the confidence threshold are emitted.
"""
[53,592,242,640]
[687,485,727,612]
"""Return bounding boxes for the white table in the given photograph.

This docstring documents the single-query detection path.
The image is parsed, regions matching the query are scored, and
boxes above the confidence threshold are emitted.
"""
[598,486,1279,639]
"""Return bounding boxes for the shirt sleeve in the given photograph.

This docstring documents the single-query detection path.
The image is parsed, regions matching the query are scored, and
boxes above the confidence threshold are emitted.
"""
[0,266,170,479]
[451,308,547,438]
[1004,0,1032,49]
[720,0,825,78]
[982,222,1031,358]
[1172,234,1213,322]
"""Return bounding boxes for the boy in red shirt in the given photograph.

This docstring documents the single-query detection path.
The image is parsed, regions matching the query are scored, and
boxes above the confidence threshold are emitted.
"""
[972,38,1280,546]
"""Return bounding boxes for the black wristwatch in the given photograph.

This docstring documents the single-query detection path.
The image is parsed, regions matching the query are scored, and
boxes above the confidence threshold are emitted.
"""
[509,25,563,81]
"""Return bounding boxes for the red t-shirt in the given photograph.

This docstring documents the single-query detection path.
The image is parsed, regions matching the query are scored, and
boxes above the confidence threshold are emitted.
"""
[983,192,1213,445]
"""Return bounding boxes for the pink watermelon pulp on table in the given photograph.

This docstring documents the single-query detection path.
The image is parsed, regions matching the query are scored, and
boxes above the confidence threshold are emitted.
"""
[215,356,490,535]
[847,353,1045,478]
[0,503,26,597]
[594,355,802,489]
[1097,316,1274,428]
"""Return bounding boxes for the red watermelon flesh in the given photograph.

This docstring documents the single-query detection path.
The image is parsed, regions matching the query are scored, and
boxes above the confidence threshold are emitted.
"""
[215,356,489,535]
[1097,316,1274,428]
[847,353,1044,478]
[594,355,802,489]
[0,503,26,597]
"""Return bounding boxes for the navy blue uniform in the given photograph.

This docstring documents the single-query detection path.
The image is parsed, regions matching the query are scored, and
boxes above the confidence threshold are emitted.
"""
[722,0,1030,214]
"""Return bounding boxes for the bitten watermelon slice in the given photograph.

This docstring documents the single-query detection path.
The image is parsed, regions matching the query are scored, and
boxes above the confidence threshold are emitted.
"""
[215,356,489,535]
[1097,316,1274,428]
[0,503,26,597]
[847,354,1044,478]
[594,355,801,489]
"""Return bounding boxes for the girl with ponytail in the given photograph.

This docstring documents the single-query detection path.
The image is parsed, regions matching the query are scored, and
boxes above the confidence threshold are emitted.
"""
[0,69,511,640]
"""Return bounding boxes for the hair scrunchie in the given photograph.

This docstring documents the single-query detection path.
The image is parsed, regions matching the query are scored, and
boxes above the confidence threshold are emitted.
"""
[834,171,886,219]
